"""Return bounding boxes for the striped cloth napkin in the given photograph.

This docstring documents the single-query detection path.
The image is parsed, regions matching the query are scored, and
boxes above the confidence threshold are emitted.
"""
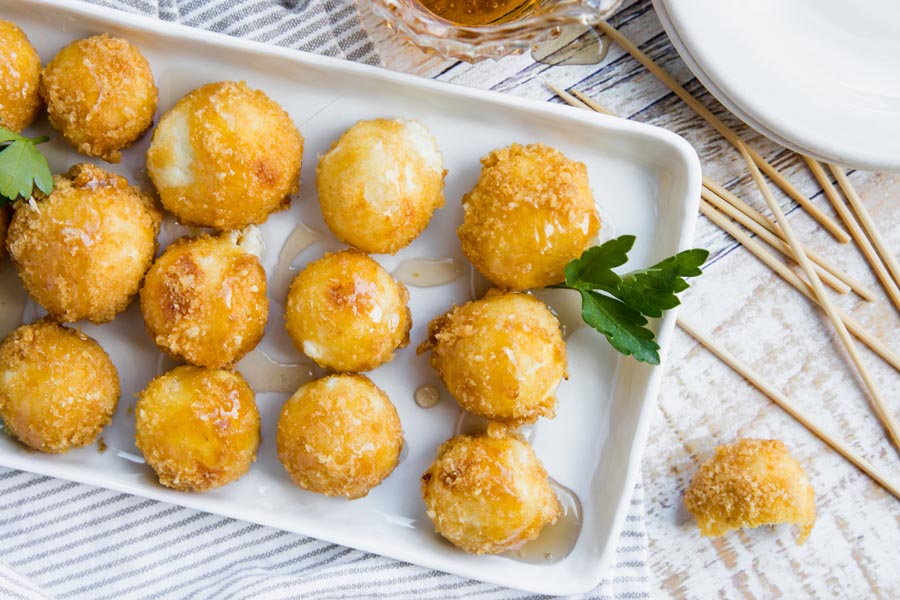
[0,1,652,598]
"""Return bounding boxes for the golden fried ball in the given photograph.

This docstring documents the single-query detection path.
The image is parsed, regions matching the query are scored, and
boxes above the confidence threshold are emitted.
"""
[0,319,120,453]
[421,428,560,554]
[140,233,268,369]
[147,81,303,230]
[458,143,600,290]
[285,250,411,372]
[683,438,816,544]
[136,365,260,492]
[317,118,445,254]
[0,20,42,132]
[277,374,403,499]
[40,34,157,162]
[7,163,162,323]
[418,290,566,425]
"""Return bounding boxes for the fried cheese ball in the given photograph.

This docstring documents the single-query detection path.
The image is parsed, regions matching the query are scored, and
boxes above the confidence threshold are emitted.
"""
[458,143,600,290]
[0,20,42,132]
[7,163,162,323]
[683,438,816,544]
[418,290,566,425]
[147,81,303,229]
[136,365,260,492]
[0,319,120,453]
[140,233,268,369]
[40,34,157,162]
[277,374,403,499]
[317,118,445,254]
[285,250,411,372]
[421,428,560,554]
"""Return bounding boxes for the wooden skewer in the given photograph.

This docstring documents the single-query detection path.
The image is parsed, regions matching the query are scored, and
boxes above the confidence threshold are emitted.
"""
[829,165,900,291]
[804,158,900,311]
[699,200,900,374]
[593,20,851,244]
[736,141,900,455]
[547,82,900,373]
[559,86,874,301]
[701,186,873,299]
[677,316,900,501]
[700,188,849,294]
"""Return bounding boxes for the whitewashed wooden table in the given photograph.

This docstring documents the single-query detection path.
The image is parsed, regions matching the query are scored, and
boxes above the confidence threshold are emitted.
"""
[361,1,900,597]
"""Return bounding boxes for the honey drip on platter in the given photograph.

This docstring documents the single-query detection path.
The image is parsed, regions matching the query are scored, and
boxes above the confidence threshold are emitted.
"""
[414,384,441,408]
[508,479,583,563]
[236,348,315,394]
[417,0,538,26]
[271,222,322,304]
[393,257,463,288]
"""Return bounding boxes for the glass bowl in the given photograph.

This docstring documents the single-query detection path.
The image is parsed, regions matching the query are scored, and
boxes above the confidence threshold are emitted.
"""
[368,0,623,61]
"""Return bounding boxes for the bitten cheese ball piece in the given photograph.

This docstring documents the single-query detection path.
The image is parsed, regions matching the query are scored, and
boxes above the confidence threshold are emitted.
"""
[7,164,162,323]
[147,81,303,229]
[285,250,411,372]
[317,118,445,254]
[418,290,566,425]
[683,438,816,544]
[458,143,600,290]
[0,20,42,132]
[40,34,157,162]
[140,233,268,369]
[421,429,560,554]
[0,319,120,453]
[277,374,403,499]
[136,365,260,492]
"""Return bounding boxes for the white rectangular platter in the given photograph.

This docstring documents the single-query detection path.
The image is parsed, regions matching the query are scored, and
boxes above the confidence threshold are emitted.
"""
[0,0,701,594]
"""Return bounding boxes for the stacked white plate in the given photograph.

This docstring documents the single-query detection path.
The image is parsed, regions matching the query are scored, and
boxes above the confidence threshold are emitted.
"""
[653,0,900,172]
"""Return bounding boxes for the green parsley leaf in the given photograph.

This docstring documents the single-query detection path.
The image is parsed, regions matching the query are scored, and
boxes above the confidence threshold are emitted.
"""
[556,235,708,364]
[613,248,710,318]
[0,126,53,205]
[563,234,634,291]
[579,289,661,364]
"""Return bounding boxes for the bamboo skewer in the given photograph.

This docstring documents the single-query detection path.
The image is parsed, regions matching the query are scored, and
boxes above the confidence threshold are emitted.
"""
[736,141,900,455]
[700,188,849,294]
[593,21,851,244]
[804,158,900,312]
[699,201,900,374]
[677,317,900,501]
[700,186,874,299]
[559,86,873,300]
[829,165,900,292]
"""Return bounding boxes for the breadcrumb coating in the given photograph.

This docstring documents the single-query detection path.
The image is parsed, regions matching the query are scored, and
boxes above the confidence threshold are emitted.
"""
[7,163,162,323]
[418,289,567,425]
[316,118,445,254]
[140,233,268,369]
[285,250,411,372]
[136,365,260,492]
[0,319,120,453]
[0,20,42,132]
[683,438,816,544]
[421,428,560,554]
[40,34,157,162]
[146,81,303,230]
[458,143,600,290]
[277,374,403,499]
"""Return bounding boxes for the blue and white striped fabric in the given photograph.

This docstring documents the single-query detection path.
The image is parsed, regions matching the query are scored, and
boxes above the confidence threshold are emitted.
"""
[0,1,651,598]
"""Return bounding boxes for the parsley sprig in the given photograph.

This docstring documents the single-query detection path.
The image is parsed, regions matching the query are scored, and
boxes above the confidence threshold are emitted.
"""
[554,235,709,365]
[0,126,53,206]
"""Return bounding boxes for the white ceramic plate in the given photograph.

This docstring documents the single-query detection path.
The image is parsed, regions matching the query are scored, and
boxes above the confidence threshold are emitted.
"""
[0,0,701,594]
[653,0,900,172]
